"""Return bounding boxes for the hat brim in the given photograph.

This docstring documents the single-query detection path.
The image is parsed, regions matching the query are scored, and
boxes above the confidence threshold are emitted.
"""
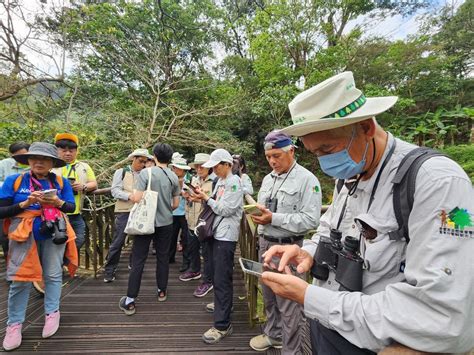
[13,153,66,168]
[280,96,398,137]
[170,163,191,170]
[189,161,208,168]
[202,160,220,168]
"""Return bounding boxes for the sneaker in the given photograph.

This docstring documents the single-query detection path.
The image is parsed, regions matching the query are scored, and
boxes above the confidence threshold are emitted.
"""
[103,274,115,283]
[202,325,233,344]
[119,296,136,316]
[42,311,60,338]
[249,334,283,351]
[205,302,233,313]
[128,264,132,270]
[2,323,22,351]
[152,248,157,255]
[179,271,202,282]
[193,283,213,298]
[158,290,167,302]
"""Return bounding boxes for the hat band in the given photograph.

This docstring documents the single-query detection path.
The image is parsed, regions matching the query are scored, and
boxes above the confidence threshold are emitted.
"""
[323,94,367,119]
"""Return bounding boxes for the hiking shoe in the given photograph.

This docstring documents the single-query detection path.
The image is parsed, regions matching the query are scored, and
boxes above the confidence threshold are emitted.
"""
[202,325,233,344]
[193,283,213,298]
[179,271,201,282]
[249,334,283,351]
[42,311,60,338]
[119,296,136,316]
[2,323,22,351]
[103,274,115,283]
[205,302,233,313]
[158,290,167,302]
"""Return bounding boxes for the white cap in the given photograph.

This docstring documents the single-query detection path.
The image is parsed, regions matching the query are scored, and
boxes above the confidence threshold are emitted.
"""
[202,148,233,168]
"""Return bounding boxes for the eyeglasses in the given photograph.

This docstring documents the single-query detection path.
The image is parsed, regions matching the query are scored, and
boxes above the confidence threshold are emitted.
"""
[136,158,148,164]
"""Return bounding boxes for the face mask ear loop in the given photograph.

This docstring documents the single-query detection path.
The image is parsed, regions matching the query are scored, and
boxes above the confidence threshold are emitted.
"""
[347,137,372,197]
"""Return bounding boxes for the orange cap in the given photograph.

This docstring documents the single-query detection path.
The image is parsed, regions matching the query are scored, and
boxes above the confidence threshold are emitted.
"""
[55,133,79,145]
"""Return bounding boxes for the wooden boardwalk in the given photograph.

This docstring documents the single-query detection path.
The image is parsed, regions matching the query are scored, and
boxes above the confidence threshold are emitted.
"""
[0,249,265,354]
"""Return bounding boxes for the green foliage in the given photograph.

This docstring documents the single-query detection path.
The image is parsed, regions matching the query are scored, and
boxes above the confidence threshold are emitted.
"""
[441,144,474,182]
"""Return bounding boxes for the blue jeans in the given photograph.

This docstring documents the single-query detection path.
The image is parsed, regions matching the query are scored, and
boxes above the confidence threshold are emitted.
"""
[7,238,66,325]
[68,214,86,250]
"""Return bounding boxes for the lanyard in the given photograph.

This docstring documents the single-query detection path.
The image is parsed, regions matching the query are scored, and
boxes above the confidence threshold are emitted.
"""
[269,162,297,199]
[29,173,53,192]
[335,139,397,229]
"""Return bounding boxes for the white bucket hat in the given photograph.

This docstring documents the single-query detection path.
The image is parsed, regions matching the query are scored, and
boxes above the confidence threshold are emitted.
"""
[128,148,153,160]
[202,149,233,168]
[170,154,191,170]
[280,71,398,137]
[189,153,211,168]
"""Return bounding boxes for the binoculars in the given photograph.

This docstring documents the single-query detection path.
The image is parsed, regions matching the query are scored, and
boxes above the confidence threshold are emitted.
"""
[311,228,364,292]
[265,197,278,213]
[40,217,68,245]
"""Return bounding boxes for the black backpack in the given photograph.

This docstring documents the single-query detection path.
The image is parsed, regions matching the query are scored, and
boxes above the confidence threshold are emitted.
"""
[337,147,445,243]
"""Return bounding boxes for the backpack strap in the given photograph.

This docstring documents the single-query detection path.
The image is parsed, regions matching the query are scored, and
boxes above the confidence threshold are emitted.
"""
[121,166,131,181]
[13,173,25,192]
[390,147,446,243]
[54,174,64,189]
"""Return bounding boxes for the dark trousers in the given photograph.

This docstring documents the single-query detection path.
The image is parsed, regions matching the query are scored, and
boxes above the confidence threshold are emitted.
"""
[169,215,188,263]
[126,224,173,298]
[68,214,86,251]
[310,319,376,355]
[185,230,201,273]
[211,240,236,330]
[202,239,213,284]
[104,212,129,276]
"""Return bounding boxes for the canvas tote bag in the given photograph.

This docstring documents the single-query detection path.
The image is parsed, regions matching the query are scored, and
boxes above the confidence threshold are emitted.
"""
[124,168,157,235]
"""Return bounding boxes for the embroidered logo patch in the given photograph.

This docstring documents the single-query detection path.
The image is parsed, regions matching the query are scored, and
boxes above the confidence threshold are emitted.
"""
[231,185,238,192]
[439,207,474,238]
[312,185,320,193]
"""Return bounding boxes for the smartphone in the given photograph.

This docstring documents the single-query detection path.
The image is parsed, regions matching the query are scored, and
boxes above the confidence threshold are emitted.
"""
[184,182,198,194]
[239,257,282,277]
[42,189,57,197]
[243,204,263,216]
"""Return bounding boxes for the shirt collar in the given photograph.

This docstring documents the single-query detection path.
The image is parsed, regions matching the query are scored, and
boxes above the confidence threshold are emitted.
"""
[270,161,297,179]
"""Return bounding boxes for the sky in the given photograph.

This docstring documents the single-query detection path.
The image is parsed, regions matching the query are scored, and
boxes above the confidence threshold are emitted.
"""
[2,0,466,77]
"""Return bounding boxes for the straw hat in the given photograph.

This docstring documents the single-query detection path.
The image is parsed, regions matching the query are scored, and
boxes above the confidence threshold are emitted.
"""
[128,148,153,160]
[280,71,398,137]
[189,153,211,168]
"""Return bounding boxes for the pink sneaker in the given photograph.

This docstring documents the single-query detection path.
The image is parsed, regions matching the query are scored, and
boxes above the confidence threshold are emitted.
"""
[42,311,60,338]
[3,323,22,351]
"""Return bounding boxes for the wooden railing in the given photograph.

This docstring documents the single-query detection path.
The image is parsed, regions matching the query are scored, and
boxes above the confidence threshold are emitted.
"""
[81,188,116,277]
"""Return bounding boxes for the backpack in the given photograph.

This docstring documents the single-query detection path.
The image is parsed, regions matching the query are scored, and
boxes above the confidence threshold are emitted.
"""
[336,147,445,243]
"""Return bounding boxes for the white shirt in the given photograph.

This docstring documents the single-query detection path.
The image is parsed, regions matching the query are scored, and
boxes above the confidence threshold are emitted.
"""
[302,133,474,353]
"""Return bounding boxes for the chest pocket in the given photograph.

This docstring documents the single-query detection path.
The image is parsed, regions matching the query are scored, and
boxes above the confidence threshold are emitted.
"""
[277,186,299,213]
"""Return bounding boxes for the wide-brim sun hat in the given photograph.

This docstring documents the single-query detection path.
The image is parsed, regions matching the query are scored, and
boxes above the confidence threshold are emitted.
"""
[170,156,191,170]
[14,142,66,168]
[202,149,233,168]
[280,71,398,137]
[128,148,152,160]
[189,153,211,168]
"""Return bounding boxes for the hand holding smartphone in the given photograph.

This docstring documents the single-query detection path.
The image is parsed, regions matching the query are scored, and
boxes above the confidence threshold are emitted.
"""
[239,257,283,277]
[42,189,57,198]
[184,182,198,194]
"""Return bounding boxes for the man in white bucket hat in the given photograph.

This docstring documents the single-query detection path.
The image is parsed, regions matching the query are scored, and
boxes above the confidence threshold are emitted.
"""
[262,72,474,354]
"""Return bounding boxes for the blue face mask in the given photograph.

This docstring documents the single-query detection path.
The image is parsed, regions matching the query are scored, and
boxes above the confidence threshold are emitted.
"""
[317,130,369,179]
